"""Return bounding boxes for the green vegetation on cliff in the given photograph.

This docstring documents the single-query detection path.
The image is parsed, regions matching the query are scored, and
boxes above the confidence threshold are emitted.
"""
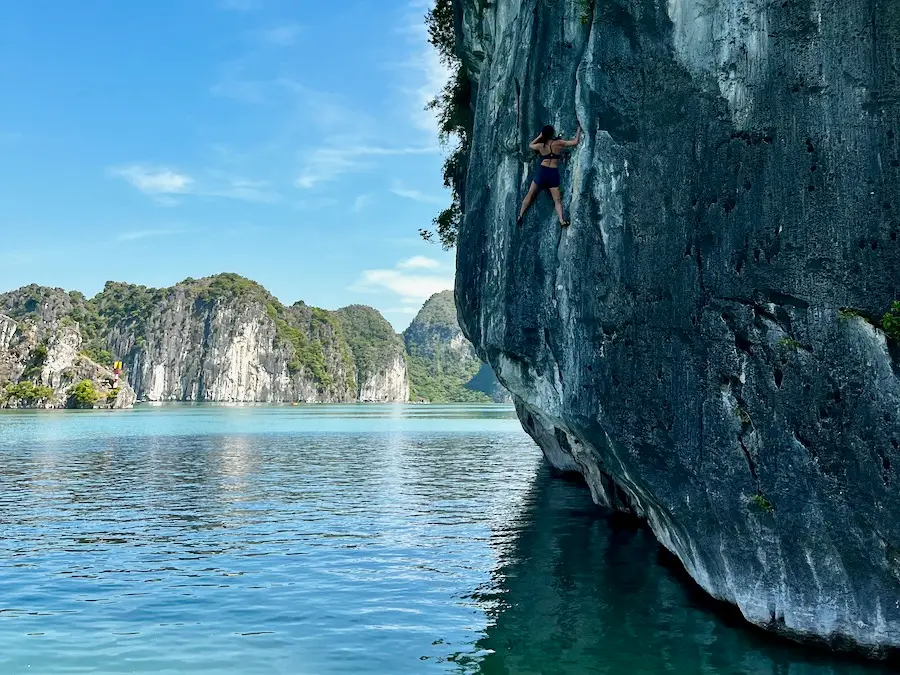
[1,381,55,406]
[422,0,471,249]
[1,284,78,324]
[883,301,900,342]
[404,291,489,403]
[406,355,488,403]
[336,305,405,384]
[92,282,165,336]
[93,274,353,391]
[1,275,506,405]
[0,275,373,400]
[70,379,100,408]
[278,317,332,387]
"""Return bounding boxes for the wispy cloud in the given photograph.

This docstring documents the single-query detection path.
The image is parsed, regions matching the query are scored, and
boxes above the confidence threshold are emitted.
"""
[154,196,182,208]
[202,175,281,203]
[398,255,440,269]
[111,165,193,195]
[393,2,451,135]
[353,268,453,302]
[210,76,373,138]
[351,257,454,306]
[296,144,438,189]
[409,48,449,134]
[204,8,445,203]
[111,164,279,204]
[390,181,444,204]
[116,228,184,242]
[256,24,303,46]
[274,79,374,131]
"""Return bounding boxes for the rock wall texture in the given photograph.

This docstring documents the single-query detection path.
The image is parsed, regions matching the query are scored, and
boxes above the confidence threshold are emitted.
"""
[0,276,412,405]
[453,0,900,654]
[96,276,407,404]
[334,305,411,403]
[356,353,410,402]
[0,288,136,409]
[105,286,354,403]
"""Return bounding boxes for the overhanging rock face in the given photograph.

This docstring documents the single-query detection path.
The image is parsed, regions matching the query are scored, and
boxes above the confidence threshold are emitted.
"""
[453,0,900,653]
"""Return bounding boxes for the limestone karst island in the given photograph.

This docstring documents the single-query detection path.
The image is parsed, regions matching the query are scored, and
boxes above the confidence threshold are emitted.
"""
[1,279,503,409]
[1,0,899,672]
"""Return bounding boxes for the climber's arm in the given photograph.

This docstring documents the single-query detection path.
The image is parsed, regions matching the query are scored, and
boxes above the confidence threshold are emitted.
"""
[561,124,582,147]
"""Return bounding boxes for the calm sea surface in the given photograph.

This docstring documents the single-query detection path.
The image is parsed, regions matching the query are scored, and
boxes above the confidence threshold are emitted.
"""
[0,404,892,674]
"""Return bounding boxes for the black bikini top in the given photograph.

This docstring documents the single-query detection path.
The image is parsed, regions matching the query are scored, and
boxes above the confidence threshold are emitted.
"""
[540,141,560,161]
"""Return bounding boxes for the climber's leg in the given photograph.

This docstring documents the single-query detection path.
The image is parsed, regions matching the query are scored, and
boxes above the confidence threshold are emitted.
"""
[517,181,540,225]
[550,188,568,227]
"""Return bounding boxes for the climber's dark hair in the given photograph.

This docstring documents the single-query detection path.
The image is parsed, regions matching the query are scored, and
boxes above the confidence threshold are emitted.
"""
[540,125,555,143]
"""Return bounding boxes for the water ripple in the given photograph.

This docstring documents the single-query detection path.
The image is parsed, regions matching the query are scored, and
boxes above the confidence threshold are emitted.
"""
[0,405,538,674]
[0,405,894,674]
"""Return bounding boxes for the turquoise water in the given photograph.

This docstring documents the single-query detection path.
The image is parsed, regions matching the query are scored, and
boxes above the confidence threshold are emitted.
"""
[0,404,893,674]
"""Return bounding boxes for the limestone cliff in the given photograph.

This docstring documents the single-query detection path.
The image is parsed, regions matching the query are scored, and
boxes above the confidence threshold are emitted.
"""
[0,287,136,409]
[451,0,900,655]
[0,275,410,405]
[405,290,508,402]
[94,275,407,403]
[335,305,410,403]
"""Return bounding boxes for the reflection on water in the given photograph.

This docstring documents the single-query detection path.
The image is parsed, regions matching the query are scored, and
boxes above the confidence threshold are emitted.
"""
[0,404,894,674]
[473,466,894,675]
[0,405,538,674]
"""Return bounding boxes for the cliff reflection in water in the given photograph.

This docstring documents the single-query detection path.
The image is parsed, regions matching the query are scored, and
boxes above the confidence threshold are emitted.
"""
[471,464,893,675]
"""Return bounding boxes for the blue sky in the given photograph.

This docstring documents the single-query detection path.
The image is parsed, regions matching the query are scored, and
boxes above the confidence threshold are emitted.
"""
[0,0,454,330]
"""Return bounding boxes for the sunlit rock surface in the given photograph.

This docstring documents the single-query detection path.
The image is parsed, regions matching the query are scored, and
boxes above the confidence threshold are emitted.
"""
[0,290,136,409]
[453,0,900,653]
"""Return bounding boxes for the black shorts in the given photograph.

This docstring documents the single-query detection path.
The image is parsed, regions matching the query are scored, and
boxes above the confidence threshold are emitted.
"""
[534,165,560,189]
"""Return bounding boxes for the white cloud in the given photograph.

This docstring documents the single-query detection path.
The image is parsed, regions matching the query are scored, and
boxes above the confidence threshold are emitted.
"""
[398,255,440,269]
[393,3,451,135]
[296,148,358,189]
[275,79,376,132]
[410,48,450,134]
[203,175,281,203]
[111,165,280,204]
[353,269,453,302]
[257,24,303,46]
[209,70,439,191]
[296,144,438,189]
[351,256,453,307]
[112,165,193,195]
[116,228,183,242]
[390,181,444,204]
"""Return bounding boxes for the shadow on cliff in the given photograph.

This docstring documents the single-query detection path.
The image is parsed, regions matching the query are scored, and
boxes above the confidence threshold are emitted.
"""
[460,463,896,675]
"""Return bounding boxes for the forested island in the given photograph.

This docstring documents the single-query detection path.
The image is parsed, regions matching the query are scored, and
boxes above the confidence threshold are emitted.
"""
[0,274,506,409]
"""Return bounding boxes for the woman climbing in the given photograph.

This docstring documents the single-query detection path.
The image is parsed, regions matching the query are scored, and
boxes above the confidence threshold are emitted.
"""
[517,123,582,228]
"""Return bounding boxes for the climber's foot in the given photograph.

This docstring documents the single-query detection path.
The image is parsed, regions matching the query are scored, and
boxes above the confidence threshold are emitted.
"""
[560,220,570,228]
[516,214,524,226]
